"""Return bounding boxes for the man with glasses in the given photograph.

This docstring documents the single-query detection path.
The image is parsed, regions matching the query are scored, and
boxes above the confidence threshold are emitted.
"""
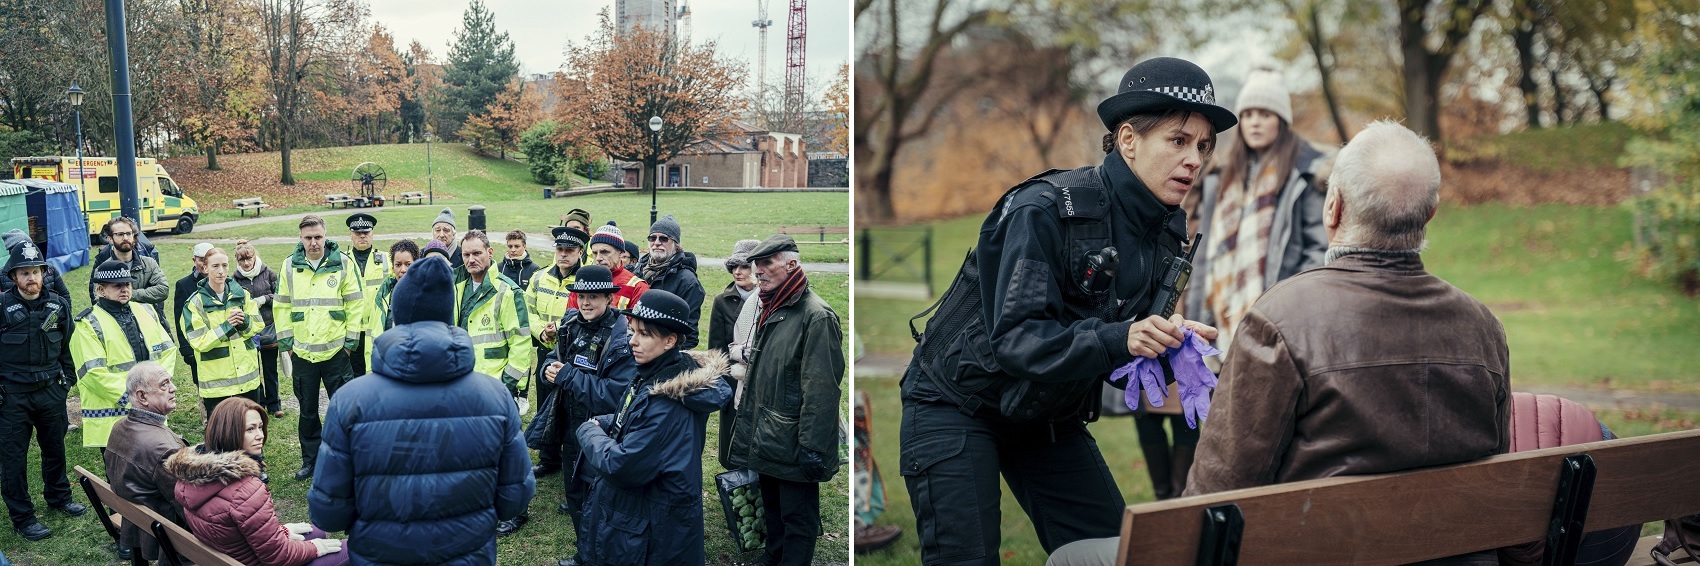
[88,218,170,332]
[103,362,188,561]
[637,215,705,349]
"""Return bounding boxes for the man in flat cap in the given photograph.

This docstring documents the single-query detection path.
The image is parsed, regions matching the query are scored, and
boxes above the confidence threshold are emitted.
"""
[345,213,388,377]
[725,234,845,565]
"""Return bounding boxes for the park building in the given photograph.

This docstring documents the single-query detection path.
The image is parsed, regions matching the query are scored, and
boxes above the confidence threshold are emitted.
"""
[617,120,810,189]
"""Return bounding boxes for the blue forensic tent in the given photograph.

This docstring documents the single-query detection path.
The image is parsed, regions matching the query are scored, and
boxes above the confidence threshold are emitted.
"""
[0,179,90,274]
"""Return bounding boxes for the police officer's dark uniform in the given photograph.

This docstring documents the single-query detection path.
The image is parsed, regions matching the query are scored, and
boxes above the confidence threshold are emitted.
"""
[899,57,1236,564]
[0,240,87,541]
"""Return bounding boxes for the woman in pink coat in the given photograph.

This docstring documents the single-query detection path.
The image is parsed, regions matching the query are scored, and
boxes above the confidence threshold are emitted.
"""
[166,397,346,566]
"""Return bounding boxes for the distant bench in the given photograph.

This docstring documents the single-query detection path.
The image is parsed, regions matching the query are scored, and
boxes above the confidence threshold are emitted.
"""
[76,465,242,566]
[232,197,269,217]
[397,191,427,204]
[777,225,849,244]
[1110,428,1700,565]
[323,193,355,208]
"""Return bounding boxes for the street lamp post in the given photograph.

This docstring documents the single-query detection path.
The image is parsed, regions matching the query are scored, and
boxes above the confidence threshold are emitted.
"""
[647,116,662,226]
[68,82,88,233]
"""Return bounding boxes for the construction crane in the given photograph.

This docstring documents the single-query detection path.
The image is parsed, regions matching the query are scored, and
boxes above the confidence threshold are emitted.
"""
[752,0,773,108]
[677,0,692,45]
[783,0,806,131]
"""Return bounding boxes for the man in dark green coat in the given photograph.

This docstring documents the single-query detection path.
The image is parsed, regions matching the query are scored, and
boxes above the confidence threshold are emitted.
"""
[726,234,845,566]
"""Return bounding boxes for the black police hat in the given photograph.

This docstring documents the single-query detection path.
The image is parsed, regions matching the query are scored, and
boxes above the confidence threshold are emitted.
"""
[4,238,47,274]
[346,213,377,232]
[566,265,618,294]
[551,226,589,250]
[91,259,135,284]
[617,289,694,335]
[1096,57,1237,134]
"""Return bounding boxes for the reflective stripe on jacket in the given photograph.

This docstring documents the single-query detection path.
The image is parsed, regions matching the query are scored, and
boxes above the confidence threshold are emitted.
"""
[525,266,576,346]
[72,302,176,447]
[181,280,263,399]
[274,241,366,364]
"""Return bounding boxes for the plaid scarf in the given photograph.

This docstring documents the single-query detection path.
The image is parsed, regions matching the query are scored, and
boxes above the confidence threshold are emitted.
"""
[1206,157,1286,348]
[757,269,808,328]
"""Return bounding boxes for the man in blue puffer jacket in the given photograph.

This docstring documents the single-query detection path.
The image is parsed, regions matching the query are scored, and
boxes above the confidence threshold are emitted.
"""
[308,254,536,565]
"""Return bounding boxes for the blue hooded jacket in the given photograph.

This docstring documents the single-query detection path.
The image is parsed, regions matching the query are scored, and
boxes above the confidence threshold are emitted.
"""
[575,348,731,565]
[308,320,536,565]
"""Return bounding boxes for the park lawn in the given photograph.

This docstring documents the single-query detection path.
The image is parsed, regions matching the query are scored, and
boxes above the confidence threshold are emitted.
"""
[189,143,591,225]
[0,241,852,564]
[189,191,851,264]
[856,203,1700,390]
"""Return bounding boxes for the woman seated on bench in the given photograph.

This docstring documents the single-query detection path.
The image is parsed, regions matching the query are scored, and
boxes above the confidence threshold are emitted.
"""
[166,398,347,566]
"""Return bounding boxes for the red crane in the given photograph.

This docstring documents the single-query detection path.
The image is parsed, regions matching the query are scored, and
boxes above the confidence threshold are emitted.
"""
[783,0,807,131]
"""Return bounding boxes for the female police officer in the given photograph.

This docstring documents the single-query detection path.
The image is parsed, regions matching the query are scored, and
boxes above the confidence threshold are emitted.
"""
[900,57,1231,564]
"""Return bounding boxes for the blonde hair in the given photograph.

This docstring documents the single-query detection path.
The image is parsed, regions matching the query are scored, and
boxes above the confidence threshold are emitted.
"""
[233,239,258,261]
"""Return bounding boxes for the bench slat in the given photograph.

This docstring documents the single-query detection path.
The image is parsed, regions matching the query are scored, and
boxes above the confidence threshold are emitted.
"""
[1117,429,1700,565]
[75,466,244,566]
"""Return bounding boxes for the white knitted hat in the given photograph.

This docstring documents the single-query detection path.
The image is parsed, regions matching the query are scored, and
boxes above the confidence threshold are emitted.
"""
[1234,69,1292,125]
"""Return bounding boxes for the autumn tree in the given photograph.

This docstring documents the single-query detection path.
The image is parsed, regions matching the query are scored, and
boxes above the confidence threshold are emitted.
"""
[437,0,518,141]
[400,41,441,141]
[825,63,849,156]
[556,10,746,205]
[176,0,265,169]
[1397,0,1494,140]
[460,78,539,158]
[259,0,367,184]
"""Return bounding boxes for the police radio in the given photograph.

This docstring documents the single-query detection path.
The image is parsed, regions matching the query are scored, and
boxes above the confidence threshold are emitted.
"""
[1145,233,1202,320]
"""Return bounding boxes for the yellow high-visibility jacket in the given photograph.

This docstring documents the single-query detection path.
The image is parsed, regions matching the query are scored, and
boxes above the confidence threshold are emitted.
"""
[525,265,577,347]
[274,241,365,364]
[365,274,398,352]
[453,269,530,391]
[180,280,263,400]
[72,301,176,447]
[348,246,389,342]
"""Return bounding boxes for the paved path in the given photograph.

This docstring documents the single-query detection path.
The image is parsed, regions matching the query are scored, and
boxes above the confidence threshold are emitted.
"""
[854,353,1700,412]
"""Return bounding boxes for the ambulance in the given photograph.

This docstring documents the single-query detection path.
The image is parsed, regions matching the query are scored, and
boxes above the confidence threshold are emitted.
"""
[10,156,200,237]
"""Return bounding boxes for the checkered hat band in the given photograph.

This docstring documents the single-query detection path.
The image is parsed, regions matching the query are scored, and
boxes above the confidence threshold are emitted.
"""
[1147,85,1216,106]
[629,303,688,326]
[96,268,130,280]
[350,221,374,230]
[573,281,617,292]
[556,235,586,248]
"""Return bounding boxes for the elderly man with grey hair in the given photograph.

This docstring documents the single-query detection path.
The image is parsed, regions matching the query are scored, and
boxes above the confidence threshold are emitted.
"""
[1047,121,1512,566]
[103,361,190,562]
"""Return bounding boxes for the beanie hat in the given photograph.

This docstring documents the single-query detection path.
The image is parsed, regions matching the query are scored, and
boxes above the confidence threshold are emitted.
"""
[1234,69,1292,125]
[589,221,624,250]
[648,214,682,244]
[433,208,456,229]
[391,255,454,325]
[421,238,451,260]
[724,238,761,272]
[623,240,640,261]
[562,208,592,229]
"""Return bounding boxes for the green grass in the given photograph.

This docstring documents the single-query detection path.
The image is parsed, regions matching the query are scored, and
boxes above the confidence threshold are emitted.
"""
[191,191,851,264]
[1449,122,1636,173]
[2,236,851,562]
[853,203,1700,563]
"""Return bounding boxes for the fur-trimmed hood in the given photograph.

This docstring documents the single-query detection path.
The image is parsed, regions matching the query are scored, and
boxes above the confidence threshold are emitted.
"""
[165,445,262,486]
[650,350,730,414]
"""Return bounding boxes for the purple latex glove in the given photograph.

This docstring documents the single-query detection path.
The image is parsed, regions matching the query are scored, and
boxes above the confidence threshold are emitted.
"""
[1118,328,1221,429]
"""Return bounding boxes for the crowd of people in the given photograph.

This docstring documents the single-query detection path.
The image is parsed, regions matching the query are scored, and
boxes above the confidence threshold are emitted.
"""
[0,203,845,566]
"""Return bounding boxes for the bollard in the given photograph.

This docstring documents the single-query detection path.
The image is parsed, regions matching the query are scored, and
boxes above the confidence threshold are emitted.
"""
[543,187,554,199]
[468,205,486,232]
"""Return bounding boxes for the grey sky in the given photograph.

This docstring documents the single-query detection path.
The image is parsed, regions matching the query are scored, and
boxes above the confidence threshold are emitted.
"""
[369,0,852,93]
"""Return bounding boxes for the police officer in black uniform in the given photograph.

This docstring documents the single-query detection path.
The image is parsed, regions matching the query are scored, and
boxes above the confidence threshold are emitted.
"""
[0,239,86,541]
[900,57,1234,564]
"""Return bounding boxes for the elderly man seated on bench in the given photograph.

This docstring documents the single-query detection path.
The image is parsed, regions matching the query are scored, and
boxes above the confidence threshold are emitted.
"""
[1050,120,1512,566]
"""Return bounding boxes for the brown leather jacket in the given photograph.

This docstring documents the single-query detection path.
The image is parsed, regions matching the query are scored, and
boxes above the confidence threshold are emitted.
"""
[103,408,189,560]
[1186,252,1510,495]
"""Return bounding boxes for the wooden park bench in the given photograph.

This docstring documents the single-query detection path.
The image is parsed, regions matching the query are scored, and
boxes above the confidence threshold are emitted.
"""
[397,191,427,204]
[778,225,850,244]
[323,193,355,208]
[232,197,269,217]
[75,465,242,566]
[1110,428,1700,565]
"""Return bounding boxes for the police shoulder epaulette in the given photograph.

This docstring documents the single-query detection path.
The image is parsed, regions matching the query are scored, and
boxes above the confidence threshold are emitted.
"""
[75,307,93,321]
[1049,184,1109,221]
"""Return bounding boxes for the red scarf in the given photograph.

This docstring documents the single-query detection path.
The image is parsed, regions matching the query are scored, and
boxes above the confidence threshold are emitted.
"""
[757,269,808,328]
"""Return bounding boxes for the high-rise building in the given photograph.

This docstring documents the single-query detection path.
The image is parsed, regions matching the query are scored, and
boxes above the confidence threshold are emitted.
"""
[616,0,677,38]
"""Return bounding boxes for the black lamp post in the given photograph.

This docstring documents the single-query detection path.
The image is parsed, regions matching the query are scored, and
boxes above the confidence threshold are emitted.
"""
[647,115,662,226]
[424,128,434,204]
[68,82,89,231]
